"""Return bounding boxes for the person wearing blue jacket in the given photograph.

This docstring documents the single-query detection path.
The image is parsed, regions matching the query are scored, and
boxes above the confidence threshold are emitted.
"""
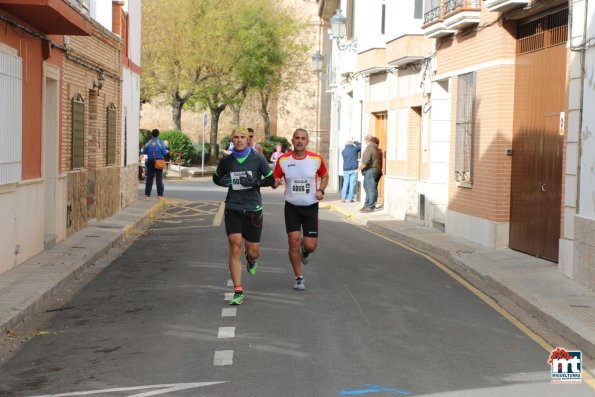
[142,129,169,199]
[341,138,361,202]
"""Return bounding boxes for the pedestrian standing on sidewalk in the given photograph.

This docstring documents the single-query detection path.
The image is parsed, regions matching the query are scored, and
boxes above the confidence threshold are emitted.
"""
[270,143,284,169]
[212,127,277,305]
[142,129,169,199]
[340,138,361,202]
[273,128,329,290]
[357,134,381,212]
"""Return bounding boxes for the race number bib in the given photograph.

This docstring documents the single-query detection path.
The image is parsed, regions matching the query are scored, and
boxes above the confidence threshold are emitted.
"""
[231,171,252,190]
[289,179,312,195]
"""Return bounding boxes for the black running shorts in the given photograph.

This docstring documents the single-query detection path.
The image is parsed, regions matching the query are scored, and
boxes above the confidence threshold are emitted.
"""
[284,201,319,237]
[224,209,263,243]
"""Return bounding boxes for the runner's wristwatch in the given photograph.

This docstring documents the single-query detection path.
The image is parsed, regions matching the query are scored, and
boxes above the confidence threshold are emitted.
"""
[317,189,325,195]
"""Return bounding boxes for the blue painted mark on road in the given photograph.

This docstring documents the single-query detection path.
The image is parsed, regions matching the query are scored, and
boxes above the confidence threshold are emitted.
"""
[340,384,412,395]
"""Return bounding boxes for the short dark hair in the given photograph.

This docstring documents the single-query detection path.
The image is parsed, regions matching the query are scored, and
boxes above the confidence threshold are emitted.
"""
[151,129,160,137]
[247,127,254,133]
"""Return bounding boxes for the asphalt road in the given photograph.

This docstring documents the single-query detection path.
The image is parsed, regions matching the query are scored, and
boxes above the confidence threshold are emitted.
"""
[0,179,592,397]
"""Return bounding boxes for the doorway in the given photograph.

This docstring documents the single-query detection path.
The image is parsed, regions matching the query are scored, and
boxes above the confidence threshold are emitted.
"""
[509,9,567,261]
[43,65,60,248]
[374,112,387,207]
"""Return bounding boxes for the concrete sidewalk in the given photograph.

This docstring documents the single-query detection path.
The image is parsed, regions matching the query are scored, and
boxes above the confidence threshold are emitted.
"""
[0,198,165,338]
[1,193,594,366]
[322,199,595,361]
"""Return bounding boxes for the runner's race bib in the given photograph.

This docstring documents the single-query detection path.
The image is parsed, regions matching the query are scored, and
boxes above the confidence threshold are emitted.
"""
[289,178,312,195]
[231,171,252,190]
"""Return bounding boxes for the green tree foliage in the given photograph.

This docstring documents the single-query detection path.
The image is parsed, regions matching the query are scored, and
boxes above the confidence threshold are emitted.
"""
[141,0,211,130]
[192,142,211,164]
[269,135,290,152]
[142,0,308,160]
[159,130,197,166]
[139,129,152,148]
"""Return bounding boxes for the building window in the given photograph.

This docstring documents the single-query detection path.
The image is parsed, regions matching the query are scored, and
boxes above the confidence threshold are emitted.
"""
[414,0,423,19]
[0,49,22,185]
[72,94,85,169]
[346,0,355,39]
[454,72,476,186]
[106,103,117,165]
[381,1,386,35]
[516,8,568,55]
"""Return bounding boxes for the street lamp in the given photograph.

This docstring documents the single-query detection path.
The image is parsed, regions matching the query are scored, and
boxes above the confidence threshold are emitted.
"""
[330,9,357,52]
[93,70,105,91]
[311,50,324,74]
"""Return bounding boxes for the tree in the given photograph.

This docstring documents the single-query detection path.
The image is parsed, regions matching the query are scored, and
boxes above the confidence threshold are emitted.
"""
[231,0,309,139]
[141,0,213,130]
[141,0,309,160]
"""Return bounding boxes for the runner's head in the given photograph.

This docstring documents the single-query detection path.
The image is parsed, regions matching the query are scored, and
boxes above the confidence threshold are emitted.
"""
[292,128,309,155]
[247,127,255,147]
[231,127,249,151]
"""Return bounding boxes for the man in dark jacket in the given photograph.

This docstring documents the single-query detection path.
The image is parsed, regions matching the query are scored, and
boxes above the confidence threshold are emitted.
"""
[341,139,361,202]
[357,134,381,212]
[213,127,276,305]
[142,129,169,199]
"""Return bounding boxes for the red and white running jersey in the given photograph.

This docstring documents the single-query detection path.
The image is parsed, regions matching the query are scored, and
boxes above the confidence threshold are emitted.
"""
[273,150,328,206]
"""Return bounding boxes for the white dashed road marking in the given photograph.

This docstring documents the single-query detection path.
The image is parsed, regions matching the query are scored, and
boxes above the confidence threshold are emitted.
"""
[218,327,235,338]
[221,308,237,317]
[214,350,234,366]
[224,292,233,301]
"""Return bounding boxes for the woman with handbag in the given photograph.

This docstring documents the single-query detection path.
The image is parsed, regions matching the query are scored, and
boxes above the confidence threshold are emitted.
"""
[142,129,169,199]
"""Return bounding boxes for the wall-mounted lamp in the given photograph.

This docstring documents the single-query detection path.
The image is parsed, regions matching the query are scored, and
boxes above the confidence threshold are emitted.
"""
[311,50,324,74]
[93,70,105,91]
[330,9,357,52]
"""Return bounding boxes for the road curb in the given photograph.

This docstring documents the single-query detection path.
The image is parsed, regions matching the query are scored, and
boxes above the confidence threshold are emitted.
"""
[364,221,595,359]
[0,199,166,337]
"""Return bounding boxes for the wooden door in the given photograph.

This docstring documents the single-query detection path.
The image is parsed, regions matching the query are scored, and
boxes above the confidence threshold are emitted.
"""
[509,10,567,261]
[374,112,388,207]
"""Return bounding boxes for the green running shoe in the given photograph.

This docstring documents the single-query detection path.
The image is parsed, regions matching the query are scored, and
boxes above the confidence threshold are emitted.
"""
[229,291,244,305]
[246,255,257,276]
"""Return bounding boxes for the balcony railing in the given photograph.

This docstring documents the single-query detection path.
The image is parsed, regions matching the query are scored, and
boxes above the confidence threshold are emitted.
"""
[423,6,442,25]
[444,0,480,15]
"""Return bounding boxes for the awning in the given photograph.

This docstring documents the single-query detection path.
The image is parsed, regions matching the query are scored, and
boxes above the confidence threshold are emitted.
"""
[0,0,92,35]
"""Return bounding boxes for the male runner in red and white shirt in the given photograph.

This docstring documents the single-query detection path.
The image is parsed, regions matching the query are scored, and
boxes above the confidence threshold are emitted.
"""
[273,128,328,290]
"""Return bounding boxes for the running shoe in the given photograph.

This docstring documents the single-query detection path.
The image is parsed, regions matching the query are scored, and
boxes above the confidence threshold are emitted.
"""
[246,255,257,276]
[300,244,309,265]
[293,276,305,291]
[229,291,244,305]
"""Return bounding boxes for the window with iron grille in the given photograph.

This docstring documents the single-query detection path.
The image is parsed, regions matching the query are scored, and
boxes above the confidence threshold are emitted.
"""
[106,103,117,165]
[72,94,85,169]
[454,72,476,185]
[0,49,22,185]
[516,8,568,55]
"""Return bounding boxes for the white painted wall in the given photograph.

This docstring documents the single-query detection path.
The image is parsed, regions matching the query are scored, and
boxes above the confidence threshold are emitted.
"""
[354,0,386,52]
[90,0,112,29]
[122,0,142,167]
[385,0,424,41]
[578,0,595,218]
[126,0,142,65]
